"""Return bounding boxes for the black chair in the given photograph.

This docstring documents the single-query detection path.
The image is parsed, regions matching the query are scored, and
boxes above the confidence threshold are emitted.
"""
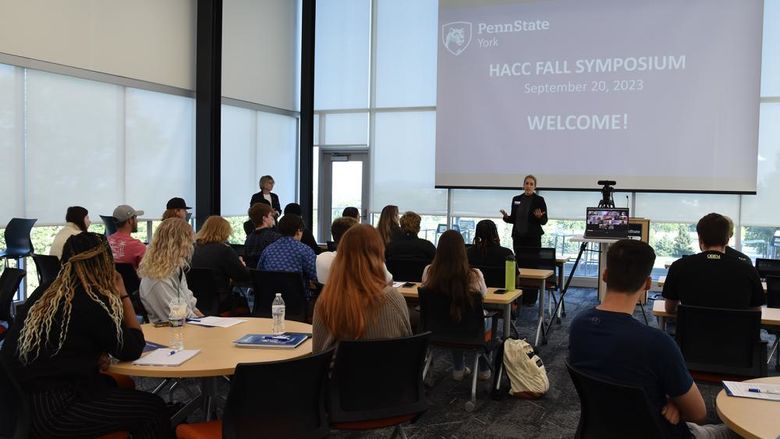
[0,357,29,439]
[676,304,767,379]
[175,348,335,439]
[418,287,499,411]
[115,263,147,322]
[326,241,337,252]
[0,218,36,270]
[0,268,26,331]
[386,258,429,283]
[566,360,667,439]
[186,267,221,316]
[756,258,780,279]
[31,254,61,287]
[228,243,245,258]
[765,276,780,371]
[472,265,505,288]
[328,333,430,437]
[249,269,308,322]
[100,215,118,236]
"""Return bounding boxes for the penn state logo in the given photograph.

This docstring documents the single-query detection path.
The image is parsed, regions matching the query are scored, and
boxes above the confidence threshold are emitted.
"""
[442,21,472,56]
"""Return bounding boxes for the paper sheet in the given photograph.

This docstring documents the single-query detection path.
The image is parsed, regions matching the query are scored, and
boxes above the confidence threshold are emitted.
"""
[187,316,246,328]
[132,349,200,366]
[723,381,780,401]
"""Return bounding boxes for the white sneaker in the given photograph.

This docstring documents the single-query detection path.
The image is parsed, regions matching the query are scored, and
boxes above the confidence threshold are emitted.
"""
[452,367,472,381]
[478,369,492,381]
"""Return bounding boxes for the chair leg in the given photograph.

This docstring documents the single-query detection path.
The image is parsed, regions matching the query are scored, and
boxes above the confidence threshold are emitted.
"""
[390,425,408,439]
[151,378,170,395]
[768,337,779,368]
[465,355,479,412]
[639,303,648,325]
[422,349,433,380]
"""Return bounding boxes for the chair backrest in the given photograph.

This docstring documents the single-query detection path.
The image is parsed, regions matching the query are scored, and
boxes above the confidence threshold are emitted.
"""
[186,267,221,316]
[515,246,556,271]
[222,349,334,439]
[766,275,780,309]
[115,263,140,293]
[228,243,245,257]
[565,360,666,439]
[326,241,337,252]
[471,265,504,288]
[0,268,26,324]
[385,258,429,283]
[2,218,37,256]
[100,215,118,236]
[417,287,487,345]
[756,258,780,279]
[249,269,308,321]
[0,357,29,439]
[328,333,430,424]
[31,254,61,287]
[676,305,766,377]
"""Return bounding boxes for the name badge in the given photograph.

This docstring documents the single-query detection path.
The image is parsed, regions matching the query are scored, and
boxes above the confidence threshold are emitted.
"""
[514,201,522,205]
[706,254,721,260]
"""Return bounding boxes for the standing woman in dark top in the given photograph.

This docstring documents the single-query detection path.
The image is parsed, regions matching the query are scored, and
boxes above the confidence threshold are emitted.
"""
[1,233,171,439]
[377,204,403,247]
[250,175,282,216]
[467,219,514,267]
[500,174,548,255]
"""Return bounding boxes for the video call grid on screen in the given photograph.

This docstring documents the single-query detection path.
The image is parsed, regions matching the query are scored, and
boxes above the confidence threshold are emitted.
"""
[585,207,629,238]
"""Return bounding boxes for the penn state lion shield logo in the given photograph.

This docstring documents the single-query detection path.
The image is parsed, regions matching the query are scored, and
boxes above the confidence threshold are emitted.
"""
[442,21,472,56]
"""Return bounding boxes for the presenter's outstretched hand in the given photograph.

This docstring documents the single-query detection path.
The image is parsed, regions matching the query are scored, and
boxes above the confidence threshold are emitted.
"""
[533,209,546,219]
[500,209,508,218]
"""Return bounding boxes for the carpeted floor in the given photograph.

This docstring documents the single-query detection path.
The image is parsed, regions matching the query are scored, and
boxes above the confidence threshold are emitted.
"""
[140,287,779,438]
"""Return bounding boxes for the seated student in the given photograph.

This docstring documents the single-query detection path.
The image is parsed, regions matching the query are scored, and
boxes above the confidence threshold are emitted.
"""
[570,239,729,438]
[316,216,358,284]
[1,233,171,438]
[138,218,204,323]
[422,230,490,381]
[161,197,191,221]
[244,202,281,268]
[377,204,403,247]
[50,206,91,259]
[191,216,249,305]
[467,219,514,267]
[281,203,322,255]
[107,204,146,269]
[341,206,360,222]
[258,214,317,284]
[663,213,764,313]
[312,224,412,353]
[386,211,436,261]
[724,215,752,266]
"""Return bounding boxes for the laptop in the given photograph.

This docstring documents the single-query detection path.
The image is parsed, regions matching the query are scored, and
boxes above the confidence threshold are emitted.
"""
[584,207,630,239]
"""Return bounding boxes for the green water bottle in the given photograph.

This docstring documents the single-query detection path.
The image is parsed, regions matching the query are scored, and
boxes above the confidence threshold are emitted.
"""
[505,255,516,291]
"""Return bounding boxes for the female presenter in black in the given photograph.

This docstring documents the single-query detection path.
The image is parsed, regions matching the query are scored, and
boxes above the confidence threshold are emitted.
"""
[500,174,548,255]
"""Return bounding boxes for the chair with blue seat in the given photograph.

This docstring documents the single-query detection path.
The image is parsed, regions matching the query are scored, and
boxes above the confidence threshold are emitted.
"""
[31,254,61,287]
[0,219,37,288]
[0,268,26,338]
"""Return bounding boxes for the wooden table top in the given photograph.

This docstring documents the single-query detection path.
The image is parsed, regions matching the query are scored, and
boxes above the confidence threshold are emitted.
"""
[516,268,555,280]
[716,376,780,439]
[397,283,522,305]
[109,318,313,378]
[651,299,780,326]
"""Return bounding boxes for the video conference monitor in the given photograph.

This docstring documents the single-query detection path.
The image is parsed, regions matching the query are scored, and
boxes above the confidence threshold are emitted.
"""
[584,207,629,239]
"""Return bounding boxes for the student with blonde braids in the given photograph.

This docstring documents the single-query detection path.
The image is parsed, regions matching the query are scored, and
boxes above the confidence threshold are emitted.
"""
[0,232,171,438]
[139,218,204,323]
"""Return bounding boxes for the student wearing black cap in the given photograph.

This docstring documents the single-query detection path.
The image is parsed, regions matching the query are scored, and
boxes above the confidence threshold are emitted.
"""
[162,197,191,220]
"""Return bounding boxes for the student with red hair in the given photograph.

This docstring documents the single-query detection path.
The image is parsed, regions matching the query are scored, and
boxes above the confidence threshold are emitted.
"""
[312,224,411,353]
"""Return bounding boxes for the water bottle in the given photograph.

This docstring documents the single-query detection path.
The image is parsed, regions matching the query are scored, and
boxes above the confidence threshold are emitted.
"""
[272,293,286,334]
[168,297,187,350]
[505,255,516,291]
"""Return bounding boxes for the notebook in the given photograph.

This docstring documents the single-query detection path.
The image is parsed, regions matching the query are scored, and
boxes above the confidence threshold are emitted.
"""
[234,333,310,349]
[132,349,200,366]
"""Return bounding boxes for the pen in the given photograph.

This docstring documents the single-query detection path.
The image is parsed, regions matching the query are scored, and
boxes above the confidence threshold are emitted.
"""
[169,350,177,356]
[748,388,780,394]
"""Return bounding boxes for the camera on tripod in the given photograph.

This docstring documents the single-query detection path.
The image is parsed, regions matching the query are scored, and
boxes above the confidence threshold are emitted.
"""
[597,180,616,208]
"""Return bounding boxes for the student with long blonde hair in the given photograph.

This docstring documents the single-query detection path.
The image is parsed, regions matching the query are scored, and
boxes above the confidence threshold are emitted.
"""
[138,218,203,323]
[0,233,171,438]
[312,224,411,353]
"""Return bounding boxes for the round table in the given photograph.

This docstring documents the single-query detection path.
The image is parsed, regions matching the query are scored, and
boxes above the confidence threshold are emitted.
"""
[109,318,313,378]
[716,376,780,439]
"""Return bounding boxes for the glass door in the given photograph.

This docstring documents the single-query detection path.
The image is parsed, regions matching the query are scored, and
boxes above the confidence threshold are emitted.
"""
[317,151,370,243]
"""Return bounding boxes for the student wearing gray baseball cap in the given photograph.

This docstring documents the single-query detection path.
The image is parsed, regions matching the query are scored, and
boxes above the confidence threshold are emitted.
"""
[108,204,146,269]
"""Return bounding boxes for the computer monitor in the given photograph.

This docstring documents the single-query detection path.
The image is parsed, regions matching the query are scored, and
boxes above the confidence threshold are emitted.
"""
[584,207,630,239]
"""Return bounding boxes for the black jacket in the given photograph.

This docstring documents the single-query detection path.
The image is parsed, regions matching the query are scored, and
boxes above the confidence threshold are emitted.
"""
[249,191,281,214]
[502,193,548,237]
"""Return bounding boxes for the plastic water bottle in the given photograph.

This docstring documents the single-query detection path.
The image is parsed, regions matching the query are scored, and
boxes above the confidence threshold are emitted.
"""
[168,298,187,350]
[272,293,286,334]
[505,255,517,291]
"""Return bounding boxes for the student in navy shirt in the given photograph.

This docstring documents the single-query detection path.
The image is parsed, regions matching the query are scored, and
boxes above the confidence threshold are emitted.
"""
[258,213,317,283]
[569,240,729,438]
